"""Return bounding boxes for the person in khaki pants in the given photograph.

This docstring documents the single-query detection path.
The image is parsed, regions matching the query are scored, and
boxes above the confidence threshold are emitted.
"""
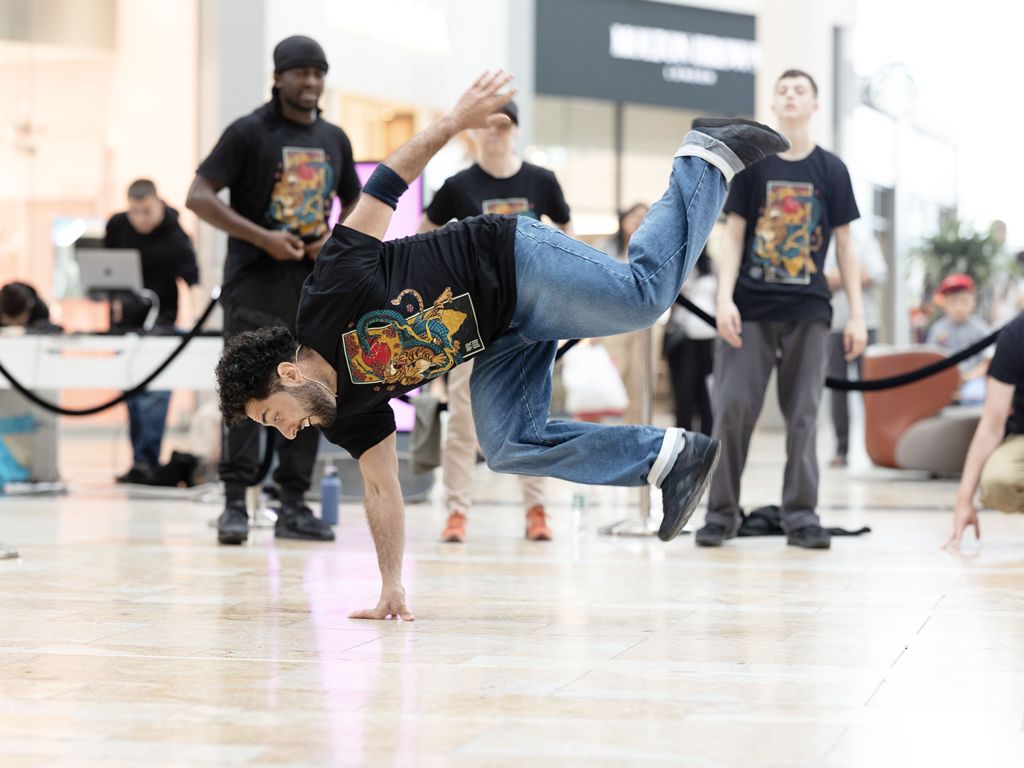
[418,100,574,542]
[947,312,1024,550]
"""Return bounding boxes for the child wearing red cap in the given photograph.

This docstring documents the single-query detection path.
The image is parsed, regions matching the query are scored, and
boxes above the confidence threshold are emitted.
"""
[927,273,990,403]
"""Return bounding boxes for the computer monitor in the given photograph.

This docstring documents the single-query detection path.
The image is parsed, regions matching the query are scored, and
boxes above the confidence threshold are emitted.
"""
[75,248,144,294]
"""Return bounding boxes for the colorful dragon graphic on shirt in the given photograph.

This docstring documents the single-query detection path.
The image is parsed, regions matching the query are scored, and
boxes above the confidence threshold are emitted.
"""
[752,180,824,285]
[342,287,470,387]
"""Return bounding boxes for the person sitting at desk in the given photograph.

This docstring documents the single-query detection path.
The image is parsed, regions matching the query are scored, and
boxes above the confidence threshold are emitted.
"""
[0,282,62,334]
[104,178,200,484]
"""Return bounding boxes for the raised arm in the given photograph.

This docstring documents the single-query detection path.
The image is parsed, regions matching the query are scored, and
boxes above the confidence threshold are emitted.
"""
[344,71,517,241]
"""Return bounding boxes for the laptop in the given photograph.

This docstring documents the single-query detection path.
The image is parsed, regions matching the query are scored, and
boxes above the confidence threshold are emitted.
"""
[75,248,144,294]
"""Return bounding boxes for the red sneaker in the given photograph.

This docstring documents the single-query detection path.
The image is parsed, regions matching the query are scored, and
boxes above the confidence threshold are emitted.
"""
[441,511,467,543]
[525,505,552,541]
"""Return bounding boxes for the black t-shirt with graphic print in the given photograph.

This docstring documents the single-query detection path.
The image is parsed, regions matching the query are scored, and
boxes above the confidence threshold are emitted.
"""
[987,312,1024,434]
[196,98,361,322]
[724,146,859,324]
[296,215,519,458]
[425,162,570,225]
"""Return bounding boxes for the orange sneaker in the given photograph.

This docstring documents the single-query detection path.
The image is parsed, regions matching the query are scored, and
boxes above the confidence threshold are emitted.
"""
[525,505,552,541]
[441,511,467,543]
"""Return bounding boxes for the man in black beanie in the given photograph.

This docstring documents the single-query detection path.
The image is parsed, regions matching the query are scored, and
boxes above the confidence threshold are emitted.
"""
[187,35,361,545]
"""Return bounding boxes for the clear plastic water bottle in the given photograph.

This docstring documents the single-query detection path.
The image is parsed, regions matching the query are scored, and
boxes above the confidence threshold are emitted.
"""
[320,465,340,526]
[571,489,587,529]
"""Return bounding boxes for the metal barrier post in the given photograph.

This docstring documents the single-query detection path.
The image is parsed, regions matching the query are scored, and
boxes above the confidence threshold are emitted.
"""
[600,327,659,537]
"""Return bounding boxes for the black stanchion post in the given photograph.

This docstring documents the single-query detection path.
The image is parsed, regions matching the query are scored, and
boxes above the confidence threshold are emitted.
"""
[601,327,659,537]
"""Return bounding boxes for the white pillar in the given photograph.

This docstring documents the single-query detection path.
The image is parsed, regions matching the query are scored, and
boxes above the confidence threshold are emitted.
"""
[756,0,835,149]
[196,0,267,290]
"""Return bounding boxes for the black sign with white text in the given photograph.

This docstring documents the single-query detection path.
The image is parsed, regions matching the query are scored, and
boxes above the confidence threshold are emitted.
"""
[536,0,757,114]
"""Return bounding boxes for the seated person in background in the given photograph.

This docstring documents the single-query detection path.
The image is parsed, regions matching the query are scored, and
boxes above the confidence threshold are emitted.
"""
[0,282,62,333]
[926,273,990,404]
[947,312,1024,550]
[104,178,200,484]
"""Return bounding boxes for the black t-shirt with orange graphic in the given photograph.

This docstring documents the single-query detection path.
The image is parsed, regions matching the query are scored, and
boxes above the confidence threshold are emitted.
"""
[196,98,361,322]
[425,162,570,226]
[724,146,859,324]
[296,216,518,459]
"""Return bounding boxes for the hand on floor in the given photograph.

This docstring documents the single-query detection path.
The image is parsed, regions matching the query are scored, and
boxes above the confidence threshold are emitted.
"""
[349,584,415,621]
[944,496,980,552]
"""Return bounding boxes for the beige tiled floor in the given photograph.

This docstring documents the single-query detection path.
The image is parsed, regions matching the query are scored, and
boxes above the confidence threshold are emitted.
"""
[1,425,1023,766]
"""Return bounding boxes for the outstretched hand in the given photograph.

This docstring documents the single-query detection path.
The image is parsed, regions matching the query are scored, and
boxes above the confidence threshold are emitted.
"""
[349,584,415,622]
[448,70,518,132]
[944,497,980,552]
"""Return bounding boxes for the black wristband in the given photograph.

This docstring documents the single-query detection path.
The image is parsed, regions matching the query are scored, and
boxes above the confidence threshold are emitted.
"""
[363,164,409,210]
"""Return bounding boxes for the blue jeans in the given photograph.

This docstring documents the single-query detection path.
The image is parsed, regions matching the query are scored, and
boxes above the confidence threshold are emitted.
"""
[469,156,726,487]
[126,390,171,467]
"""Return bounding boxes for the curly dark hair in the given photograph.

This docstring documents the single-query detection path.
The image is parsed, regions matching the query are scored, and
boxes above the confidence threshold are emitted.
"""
[216,326,296,424]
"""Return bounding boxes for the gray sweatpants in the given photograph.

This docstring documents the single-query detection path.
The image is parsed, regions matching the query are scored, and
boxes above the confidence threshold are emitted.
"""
[705,320,829,533]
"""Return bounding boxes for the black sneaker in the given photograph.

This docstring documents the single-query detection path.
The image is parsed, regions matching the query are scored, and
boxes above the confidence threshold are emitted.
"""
[658,432,721,542]
[695,523,734,547]
[692,117,791,167]
[217,499,249,545]
[115,462,155,485]
[275,502,335,542]
[786,524,832,550]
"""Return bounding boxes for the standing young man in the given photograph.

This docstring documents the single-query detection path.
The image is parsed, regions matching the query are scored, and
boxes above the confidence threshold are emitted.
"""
[105,179,200,484]
[419,100,573,542]
[696,69,867,550]
[214,71,790,619]
[187,35,361,544]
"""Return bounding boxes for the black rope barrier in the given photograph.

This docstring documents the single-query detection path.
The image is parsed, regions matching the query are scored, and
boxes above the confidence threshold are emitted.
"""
[0,287,221,416]
[3,284,1003,421]
[673,294,1004,392]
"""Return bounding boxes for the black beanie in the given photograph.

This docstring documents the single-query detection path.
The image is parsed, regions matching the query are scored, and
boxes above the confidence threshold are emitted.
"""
[497,100,519,125]
[273,35,329,74]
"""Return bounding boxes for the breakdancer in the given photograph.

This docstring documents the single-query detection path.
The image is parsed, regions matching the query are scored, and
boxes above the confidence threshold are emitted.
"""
[215,71,789,620]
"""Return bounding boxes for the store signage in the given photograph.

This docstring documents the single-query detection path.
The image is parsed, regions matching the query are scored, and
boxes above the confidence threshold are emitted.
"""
[536,0,757,114]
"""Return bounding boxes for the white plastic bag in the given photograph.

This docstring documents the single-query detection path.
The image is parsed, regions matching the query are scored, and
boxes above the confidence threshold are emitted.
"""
[561,342,629,417]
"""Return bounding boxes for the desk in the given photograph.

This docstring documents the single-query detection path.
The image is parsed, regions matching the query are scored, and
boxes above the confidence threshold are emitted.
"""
[0,334,223,391]
[0,335,223,483]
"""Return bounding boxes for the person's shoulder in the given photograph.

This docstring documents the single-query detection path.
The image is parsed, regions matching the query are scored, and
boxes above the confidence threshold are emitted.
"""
[452,164,482,181]
[521,161,557,179]
[813,146,851,172]
[437,164,479,190]
[106,211,129,228]
[1004,312,1024,338]
[927,315,950,336]
[317,117,351,142]
[730,158,766,188]
[214,109,264,146]
[968,314,990,332]
[232,104,269,131]
[160,206,189,233]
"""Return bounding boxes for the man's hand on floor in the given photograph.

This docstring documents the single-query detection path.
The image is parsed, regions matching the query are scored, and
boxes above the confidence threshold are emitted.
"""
[349,584,415,621]
[945,496,980,551]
